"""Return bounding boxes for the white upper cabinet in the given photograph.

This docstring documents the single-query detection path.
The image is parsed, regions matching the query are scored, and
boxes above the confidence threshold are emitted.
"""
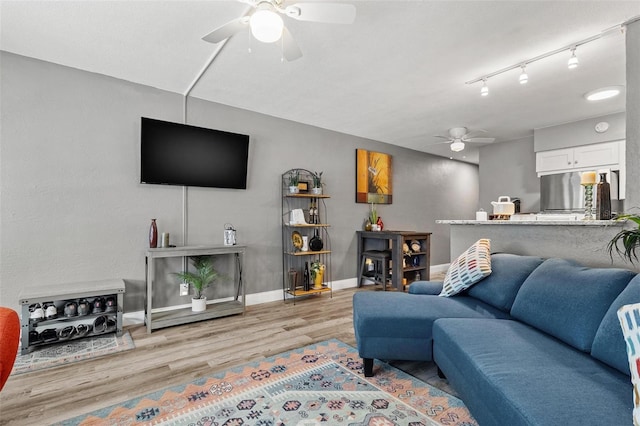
[536,140,623,176]
[536,148,574,173]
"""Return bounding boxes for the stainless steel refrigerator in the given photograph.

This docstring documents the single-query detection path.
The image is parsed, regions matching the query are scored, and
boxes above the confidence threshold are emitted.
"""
[539,171,621,213]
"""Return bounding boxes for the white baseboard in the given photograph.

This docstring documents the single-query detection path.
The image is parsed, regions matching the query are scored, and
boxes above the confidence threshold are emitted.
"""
[430,263,450,275]
[123,268,447,327]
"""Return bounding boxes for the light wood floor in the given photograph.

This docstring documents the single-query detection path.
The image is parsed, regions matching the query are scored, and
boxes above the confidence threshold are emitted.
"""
[1,288,362,425]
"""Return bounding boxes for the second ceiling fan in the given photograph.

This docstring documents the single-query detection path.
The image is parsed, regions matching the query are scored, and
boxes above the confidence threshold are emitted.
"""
[432,127,496,152]
[202,0,357,61]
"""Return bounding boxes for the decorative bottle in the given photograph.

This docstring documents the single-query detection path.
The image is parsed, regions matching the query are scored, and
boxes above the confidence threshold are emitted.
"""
[303,262,310,291]
[149,219,158,248]
[596,173,612,220]
[377,217,384,231]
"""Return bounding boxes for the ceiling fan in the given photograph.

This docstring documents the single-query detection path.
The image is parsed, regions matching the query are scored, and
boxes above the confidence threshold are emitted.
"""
[432,127,496,152]
[202,0,357,61]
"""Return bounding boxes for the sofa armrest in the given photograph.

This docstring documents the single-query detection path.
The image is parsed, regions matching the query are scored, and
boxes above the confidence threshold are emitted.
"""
[409,281,443,295]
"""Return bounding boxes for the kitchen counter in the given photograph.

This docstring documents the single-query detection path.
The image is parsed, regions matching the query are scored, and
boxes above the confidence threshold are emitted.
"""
[438,218,633,270]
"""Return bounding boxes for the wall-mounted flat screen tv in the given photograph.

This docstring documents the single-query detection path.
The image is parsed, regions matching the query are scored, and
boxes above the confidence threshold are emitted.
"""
[141,117,250,189]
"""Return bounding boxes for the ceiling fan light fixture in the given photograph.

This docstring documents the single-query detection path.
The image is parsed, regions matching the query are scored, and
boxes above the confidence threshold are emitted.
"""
[518,66,528,84]
[568,48,579,69]
[450,141,465,152]
[250,7,284,43]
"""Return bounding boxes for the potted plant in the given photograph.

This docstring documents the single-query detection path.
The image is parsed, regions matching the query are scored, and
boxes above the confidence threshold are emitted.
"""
[173,256,223,312]
[369,203,378,231]
[288,170,300,194]
[607,213,640,264]
[311,171,323,195]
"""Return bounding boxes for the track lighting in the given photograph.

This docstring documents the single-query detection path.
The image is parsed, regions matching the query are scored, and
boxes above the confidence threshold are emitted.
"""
[465,18,635,96]
[480,80,489,97]
[568,48,579,69]
[519,66,528,84]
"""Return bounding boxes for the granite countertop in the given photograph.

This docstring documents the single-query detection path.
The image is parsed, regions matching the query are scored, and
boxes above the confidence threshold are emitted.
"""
[436,219,622,226]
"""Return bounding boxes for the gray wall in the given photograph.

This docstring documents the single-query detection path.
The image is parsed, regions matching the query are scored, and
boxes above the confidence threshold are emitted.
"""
[478,136,539,214]
[0,52,479,311]
[626,19,640,211]
[534,112,625,152]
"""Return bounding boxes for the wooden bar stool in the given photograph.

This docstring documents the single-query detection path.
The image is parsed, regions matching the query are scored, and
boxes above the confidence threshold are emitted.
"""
[358,250,392,290]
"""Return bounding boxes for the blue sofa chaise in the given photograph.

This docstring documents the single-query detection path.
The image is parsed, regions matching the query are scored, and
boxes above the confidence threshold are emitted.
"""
[352,253,638,426]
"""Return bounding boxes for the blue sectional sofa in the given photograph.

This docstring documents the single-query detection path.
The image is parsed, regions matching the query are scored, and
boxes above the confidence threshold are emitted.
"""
[352,253,638,426]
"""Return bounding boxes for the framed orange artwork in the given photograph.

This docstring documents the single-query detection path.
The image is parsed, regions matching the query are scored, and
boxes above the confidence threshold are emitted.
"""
[356,149,392,204]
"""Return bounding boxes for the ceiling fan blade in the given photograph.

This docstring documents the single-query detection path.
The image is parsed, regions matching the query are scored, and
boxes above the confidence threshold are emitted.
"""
[202,17,249,43]
[425,140,454,146]
[282,27,303,62]
[284,3,356,24]
[465,137,496,143]
[463,129,487,139]
[433,135,452,140]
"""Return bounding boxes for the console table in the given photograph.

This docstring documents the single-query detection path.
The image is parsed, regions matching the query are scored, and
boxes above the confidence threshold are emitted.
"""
[145,244,245,333]
[357,230,431,291]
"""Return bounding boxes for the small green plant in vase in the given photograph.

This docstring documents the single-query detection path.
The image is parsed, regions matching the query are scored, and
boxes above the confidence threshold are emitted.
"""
[311,171,323,194]
[369,203,378,230]
[174,256,224,312]
[288,170,300,193]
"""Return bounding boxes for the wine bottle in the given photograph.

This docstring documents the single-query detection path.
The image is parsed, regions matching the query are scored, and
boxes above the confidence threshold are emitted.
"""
[309,200,316,224]
[304,262,310,291]
[596,173,612,220]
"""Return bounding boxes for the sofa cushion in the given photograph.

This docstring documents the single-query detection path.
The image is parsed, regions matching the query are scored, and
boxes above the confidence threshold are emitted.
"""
[592,275,640,374]
[352,291,510,362]
[433,318,633,426]
[617,303,640,426]
[511,258,635,352]
[439,239,491,297]
[466,253,544,312]
[408,281,443,295]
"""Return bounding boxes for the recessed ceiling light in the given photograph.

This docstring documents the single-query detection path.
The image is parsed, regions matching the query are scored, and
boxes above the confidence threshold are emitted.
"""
[584,86,623,101]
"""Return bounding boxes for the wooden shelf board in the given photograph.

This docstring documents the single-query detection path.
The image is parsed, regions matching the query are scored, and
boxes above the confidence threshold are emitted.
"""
[285,194,330,199]
[285,250,331,256]
[403,266,427,272]
[285,223,331,228]
[286,287,331,297]
[147,300,244,330]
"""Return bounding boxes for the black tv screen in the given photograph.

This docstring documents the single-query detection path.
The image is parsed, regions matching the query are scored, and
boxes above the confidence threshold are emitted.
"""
[140,117,249,189]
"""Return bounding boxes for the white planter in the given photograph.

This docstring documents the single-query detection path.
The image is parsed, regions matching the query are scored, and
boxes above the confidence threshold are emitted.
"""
[311,187,323,195]
[192,297,207,312]
[289,186,299,194]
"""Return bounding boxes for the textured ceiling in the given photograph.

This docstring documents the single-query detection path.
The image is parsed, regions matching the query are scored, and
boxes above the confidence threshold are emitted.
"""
[2,1,639,163]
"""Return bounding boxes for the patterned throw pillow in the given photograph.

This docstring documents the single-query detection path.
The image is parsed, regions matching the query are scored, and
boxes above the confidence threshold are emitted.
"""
[439,239,492,297]
[618,303,640,426]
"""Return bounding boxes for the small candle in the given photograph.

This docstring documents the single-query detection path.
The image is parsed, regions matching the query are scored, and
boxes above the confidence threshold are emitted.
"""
[580,171,597,185]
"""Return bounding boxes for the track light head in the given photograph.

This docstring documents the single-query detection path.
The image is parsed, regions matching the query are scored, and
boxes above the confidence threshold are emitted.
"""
[568,48,579,69]
[480,80,489,96]
[519,66,528,84]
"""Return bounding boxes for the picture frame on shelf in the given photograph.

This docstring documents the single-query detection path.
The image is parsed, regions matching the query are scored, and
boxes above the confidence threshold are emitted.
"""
[298,181,309,193]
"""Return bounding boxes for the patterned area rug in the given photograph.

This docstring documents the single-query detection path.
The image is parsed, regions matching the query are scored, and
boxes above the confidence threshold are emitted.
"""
[12,331,134,375]
[60,339,477,426]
